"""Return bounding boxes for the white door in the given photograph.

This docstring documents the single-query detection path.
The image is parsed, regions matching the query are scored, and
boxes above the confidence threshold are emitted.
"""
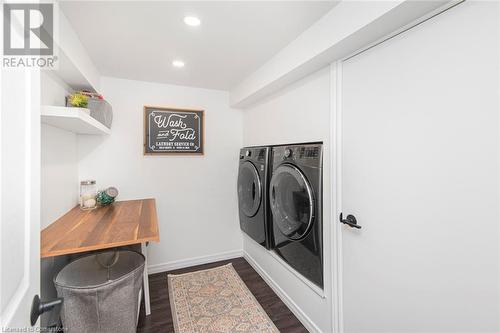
[340,2,499,332]
[0,22,41,330]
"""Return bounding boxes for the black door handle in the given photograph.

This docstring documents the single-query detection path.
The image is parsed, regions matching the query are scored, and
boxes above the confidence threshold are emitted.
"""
[30,295,63,326]
[339,213,361,229]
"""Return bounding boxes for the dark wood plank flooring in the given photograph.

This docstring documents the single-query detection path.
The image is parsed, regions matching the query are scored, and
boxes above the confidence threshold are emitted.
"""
[137,257,308,333]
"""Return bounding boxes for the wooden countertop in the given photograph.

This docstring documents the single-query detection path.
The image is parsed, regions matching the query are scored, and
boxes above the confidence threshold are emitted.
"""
[41,198,159,258]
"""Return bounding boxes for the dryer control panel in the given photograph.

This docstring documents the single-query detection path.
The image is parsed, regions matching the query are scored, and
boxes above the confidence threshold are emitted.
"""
[272,143,322,169]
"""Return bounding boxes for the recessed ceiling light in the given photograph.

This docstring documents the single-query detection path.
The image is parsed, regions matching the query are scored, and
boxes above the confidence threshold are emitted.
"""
[172,60,185,68]
[184,16,201,27]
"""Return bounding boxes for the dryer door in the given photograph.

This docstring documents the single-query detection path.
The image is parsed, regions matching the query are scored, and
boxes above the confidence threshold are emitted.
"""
[238,161,262,217]
[270,163,315,240]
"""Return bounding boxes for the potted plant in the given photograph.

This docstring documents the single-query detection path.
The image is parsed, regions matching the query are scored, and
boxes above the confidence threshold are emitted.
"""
[67,92,89,108]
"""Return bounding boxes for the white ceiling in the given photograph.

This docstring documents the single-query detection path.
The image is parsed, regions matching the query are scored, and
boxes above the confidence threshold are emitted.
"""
[60,1,338,91]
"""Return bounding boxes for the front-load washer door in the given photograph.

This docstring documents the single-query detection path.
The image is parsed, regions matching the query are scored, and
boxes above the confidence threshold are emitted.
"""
[270,163,315,240]
[238,161,262,217]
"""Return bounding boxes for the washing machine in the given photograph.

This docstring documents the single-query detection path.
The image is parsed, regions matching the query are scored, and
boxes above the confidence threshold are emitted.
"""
[269,143,323,288]
[238,146,272,249]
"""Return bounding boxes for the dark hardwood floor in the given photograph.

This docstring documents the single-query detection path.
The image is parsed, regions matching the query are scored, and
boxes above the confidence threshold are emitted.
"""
[137,257,308,333]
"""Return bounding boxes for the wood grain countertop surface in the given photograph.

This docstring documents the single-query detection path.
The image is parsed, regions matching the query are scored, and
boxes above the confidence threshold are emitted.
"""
[41,198,159,258]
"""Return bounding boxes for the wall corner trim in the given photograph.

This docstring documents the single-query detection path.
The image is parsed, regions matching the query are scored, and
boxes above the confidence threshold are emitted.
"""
[243,251,324,333]
[147,249,243,274]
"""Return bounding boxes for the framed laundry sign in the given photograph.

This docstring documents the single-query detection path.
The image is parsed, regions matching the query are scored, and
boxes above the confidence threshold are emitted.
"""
[144,106,204,155]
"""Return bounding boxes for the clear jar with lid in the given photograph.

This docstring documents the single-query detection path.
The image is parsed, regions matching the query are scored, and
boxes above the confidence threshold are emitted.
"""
[80,180,97,210]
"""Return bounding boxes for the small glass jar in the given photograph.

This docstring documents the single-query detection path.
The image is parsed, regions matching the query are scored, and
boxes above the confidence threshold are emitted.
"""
[80,180,97,210]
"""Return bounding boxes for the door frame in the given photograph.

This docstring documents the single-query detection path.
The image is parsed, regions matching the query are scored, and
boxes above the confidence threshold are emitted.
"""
[328,2,466,332]
[0,68,41,328]
[329,61,344,333]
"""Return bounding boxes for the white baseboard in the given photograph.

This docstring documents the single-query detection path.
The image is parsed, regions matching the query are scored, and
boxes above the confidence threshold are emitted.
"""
[243,250,323,333]
[147,249,243,274]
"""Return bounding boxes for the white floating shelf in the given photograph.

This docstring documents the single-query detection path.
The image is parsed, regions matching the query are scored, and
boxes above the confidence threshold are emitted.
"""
[41,106,111,135]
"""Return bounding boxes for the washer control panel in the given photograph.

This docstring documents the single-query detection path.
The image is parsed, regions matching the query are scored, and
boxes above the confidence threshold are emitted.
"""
[239,147,269,163]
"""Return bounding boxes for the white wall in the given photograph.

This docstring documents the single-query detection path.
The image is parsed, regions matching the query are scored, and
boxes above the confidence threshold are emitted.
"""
[230,0,452,108]
[77,76,244,268]
[40,71,78,326]
[242,67,332,333]
[56,5,101,91]
[40,124,78,228]
[41,72,79,229]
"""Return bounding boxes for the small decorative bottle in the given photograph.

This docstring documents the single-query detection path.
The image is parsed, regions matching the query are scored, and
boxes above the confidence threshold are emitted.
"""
[80,180,97,210]
[96,187,119,206]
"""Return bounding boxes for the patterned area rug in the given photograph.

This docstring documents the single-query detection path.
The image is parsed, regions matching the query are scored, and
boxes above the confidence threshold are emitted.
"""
[168,263,280,333]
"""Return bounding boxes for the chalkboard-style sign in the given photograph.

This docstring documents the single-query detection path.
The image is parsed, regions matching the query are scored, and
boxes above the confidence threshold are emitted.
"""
[144,106,204,155]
